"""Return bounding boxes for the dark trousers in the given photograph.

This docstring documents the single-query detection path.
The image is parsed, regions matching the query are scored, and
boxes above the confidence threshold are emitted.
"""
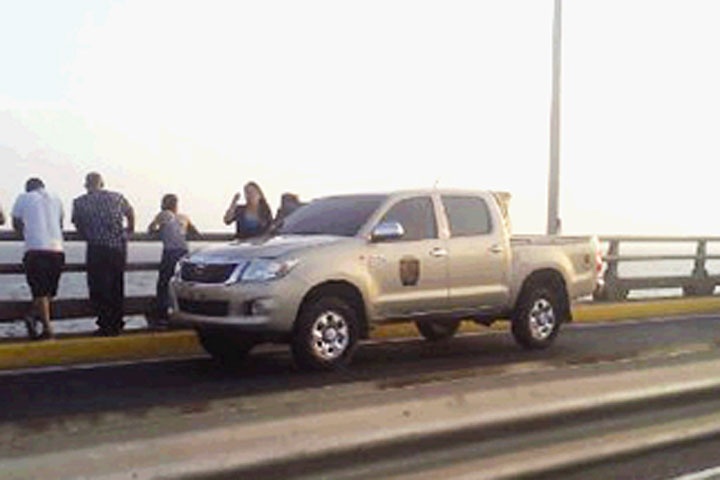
[156,248,187,315]
[87,244,127,333]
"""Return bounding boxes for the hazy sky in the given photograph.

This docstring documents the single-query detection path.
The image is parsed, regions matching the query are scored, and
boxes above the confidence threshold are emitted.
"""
[1,0,719,235]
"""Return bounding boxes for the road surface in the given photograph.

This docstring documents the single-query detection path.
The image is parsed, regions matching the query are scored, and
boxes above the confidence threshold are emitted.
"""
[4,314,720,479]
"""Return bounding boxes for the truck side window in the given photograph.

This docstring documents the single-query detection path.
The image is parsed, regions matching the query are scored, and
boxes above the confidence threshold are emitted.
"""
[442,196,492,237]
[380,197,437,241]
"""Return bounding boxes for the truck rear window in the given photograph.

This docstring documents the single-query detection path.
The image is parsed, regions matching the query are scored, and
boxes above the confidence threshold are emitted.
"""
[442,195,493,237]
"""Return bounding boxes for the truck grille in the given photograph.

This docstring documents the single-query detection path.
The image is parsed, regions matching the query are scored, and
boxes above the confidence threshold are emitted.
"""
[181,262,238,284]
[178,299,229,317]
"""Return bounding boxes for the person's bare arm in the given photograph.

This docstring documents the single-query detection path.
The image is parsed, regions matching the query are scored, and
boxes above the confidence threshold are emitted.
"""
[223,193,240,225]
[148,212,162,234]
[12,217,23,235]
[126,206,135,235]
[71,203,88,240]
[58,198,64,233]
[119,195,136,235]
[186,218,201,239]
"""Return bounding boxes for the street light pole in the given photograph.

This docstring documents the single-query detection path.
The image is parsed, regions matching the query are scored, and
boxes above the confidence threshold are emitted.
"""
[547,0,562,235]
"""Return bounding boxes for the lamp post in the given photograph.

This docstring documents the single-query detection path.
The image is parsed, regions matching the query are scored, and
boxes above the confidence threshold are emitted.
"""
[547,0,562,235]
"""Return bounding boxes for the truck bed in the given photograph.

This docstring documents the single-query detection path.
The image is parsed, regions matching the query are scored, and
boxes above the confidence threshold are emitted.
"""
[511,235,596,246]
[510,235,599,302]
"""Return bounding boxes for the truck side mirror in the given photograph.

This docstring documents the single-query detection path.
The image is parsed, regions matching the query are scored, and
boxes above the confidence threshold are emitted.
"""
[371,221,405,242]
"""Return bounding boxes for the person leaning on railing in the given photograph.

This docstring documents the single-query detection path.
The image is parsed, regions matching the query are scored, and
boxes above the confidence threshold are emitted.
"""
[11,178,65,340]
[71,172,135,337]
[274,192,305,225]
[147,193,199,328]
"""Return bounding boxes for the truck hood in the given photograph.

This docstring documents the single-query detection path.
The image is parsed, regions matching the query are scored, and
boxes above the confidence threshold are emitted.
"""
[187,235,347,263]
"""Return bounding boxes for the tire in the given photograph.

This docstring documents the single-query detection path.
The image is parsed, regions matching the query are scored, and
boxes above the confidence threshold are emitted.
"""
[196,327,257,367]
[415,319,461,341]
[292,296,359,371]
[511,284,565,350]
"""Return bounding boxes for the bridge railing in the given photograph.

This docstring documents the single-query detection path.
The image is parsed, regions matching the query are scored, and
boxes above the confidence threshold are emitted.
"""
[594,236,720,301]
[0,231,234,326]
[2,232,720,326]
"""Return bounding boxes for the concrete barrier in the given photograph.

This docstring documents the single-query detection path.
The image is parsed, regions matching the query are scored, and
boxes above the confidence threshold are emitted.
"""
[1,296,719,372]
[5,353,720,479]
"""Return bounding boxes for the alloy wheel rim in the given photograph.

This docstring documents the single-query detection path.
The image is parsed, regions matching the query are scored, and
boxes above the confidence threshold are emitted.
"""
[528,298,556,340]
[311,310,350,361]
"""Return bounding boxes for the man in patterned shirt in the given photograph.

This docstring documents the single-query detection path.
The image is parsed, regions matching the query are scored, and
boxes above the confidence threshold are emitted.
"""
[72,172,135,336]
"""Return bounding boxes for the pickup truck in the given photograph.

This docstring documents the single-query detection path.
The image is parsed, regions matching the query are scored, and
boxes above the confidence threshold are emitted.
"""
[170,189,599,370]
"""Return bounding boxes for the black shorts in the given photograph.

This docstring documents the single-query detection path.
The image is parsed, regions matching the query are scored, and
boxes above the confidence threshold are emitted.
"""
[23,251,65,298]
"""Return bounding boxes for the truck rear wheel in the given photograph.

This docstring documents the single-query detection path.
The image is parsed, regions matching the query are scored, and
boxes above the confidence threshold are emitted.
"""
[415,319,461,341]
[196,327,257,367]
[292,296,359,371]
[511,285,564,350]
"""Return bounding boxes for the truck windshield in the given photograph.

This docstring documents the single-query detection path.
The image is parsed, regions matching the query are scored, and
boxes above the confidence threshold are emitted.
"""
[276,195,387,237]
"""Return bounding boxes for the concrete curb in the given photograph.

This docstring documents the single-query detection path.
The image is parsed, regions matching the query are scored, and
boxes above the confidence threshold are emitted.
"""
[392,408,720,480]
[0,331,200,371]
[5,355,720,480]
[1,296,719,372]
[573,296,720,323]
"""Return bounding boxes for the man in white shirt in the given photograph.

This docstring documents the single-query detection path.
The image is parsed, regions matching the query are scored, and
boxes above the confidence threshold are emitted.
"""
[12,178,65,340]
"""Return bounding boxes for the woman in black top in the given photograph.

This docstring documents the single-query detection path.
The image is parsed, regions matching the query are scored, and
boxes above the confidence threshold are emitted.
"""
[223,181,273,239]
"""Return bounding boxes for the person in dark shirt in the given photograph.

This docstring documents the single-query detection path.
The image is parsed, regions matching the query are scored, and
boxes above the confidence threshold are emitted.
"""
[72,172,135,336]
[223,181,272,239]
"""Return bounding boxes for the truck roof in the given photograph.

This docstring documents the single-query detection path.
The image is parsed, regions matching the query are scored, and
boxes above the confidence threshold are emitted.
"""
[321,188,500,198]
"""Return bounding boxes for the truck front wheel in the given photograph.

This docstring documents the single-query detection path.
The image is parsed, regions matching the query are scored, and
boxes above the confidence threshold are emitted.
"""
[292,296,359,371]
[196,327,257,367]
[511,285,564,350]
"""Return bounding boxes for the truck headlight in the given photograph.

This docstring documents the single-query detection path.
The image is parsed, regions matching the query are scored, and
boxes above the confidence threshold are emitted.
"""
[240,258,299,282]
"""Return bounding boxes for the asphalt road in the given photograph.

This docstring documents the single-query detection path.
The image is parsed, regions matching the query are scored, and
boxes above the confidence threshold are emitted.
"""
[4,314,720,478]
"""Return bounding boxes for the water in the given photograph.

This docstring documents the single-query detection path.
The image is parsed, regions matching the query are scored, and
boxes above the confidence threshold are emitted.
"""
[0,242,162,300]
[603,240,720,299]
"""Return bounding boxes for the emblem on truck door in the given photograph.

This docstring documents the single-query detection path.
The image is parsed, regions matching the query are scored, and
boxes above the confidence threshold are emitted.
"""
[400,256,420,286]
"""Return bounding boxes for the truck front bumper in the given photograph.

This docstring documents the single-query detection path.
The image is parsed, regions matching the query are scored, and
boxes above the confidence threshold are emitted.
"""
[169,276,306,335]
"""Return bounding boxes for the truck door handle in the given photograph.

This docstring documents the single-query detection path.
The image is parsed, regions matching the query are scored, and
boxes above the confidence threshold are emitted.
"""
[429,247,448,258]
[489,244,504,254]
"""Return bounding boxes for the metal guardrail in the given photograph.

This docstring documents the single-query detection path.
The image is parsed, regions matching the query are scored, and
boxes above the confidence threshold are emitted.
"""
[0,231,234,324]
[595,236,720,301]
[1,232,719,324]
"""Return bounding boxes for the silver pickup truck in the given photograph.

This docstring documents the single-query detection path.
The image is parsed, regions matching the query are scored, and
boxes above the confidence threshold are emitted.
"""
[170,189,599,370]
